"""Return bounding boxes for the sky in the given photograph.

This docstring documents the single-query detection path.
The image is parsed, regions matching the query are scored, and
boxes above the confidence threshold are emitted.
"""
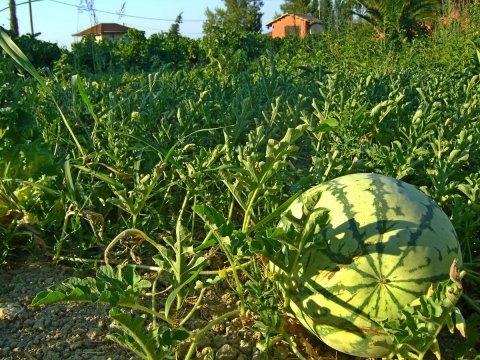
[0,0,284,49]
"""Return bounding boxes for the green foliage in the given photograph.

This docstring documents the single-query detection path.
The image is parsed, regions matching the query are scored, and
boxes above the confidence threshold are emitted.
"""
[0,29,64,69]
[31,265,190,359]
[0,8,479,358]
[354,0,441,40]
[280,0,318,15]
[382,262,466,360]
[107,308,189,360]
[31,265,152,307]
[203,0,265,35]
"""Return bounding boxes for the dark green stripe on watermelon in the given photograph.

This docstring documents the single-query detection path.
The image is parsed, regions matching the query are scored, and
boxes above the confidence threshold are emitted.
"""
[272,173,462,358]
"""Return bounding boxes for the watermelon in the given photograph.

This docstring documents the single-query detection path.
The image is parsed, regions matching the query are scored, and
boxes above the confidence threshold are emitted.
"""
[272,173,462,358]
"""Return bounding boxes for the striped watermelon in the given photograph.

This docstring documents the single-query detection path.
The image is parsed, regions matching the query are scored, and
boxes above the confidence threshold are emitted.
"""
[273,173,462,358]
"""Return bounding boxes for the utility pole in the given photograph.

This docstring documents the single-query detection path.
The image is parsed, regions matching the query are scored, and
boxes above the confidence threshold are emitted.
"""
[9,0,19,36]
[28,0,34,34]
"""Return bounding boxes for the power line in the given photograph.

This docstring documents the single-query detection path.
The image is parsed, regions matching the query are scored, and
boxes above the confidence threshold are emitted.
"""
[49,0,206,22]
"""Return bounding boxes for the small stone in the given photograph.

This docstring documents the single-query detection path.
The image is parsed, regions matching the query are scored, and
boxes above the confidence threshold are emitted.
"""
[87,329,102,340]
[44,318,52,327]
[98,319,107,328]
[212,334,228,348]
[273,345,290,360]
[196,333,212,348]
[44,350,62,360]
[69,341,83,350]
[0,303,24,320]
[252,348,265,360]
[32,318,44,330]
[212,322,226,332]
[239,339,252,355]
[72,327,86,335]
[216,344,238,360]
[23,318,34,327]
[225,325,233,336]
[221,293,237,307]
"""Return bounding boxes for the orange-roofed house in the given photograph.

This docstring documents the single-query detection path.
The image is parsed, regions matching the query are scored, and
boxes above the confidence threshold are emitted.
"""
[72,23,132,42]
[266,13,324,38]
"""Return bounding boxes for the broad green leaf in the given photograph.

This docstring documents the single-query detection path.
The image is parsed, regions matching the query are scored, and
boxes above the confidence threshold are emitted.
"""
[31,279,94,306]
[314,118,339,132]
[193,204,227,231]
[108,307,159,360]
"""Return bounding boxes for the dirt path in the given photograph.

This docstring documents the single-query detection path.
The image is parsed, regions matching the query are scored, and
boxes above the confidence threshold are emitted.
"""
[0,262,299,360]
[0,263,135,360]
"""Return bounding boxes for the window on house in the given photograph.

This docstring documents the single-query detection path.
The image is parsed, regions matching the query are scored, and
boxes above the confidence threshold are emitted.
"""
[285,25,300,37]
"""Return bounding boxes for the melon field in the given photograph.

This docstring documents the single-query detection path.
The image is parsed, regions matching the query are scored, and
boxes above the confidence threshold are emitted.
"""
[1,15,480,360]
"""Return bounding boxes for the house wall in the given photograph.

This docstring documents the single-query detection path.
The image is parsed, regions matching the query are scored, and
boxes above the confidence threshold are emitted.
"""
[96,33,125,42]
[270,16,308,38]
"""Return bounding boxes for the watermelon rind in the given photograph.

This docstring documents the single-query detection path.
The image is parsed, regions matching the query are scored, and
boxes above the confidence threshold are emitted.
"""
[272,173,462,358]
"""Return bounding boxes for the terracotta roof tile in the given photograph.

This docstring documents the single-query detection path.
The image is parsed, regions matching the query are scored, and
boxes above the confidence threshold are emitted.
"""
[265,12,322,27]
[72,23,131,37]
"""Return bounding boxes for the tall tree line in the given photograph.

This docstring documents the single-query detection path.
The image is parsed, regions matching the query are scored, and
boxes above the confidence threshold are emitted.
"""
[203,0,264,35]
[280,0,357,29]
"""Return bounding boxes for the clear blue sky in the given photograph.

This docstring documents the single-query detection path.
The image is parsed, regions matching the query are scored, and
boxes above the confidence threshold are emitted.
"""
[0,0,284,48]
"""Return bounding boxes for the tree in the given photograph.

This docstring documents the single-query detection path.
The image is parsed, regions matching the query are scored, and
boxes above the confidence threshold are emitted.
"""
[319,0,333,24]
[279,0,356,27]
[9,0,19,36]
[245,0,263,32]
[280,0,320,17]
[203,0,264,35]
[354,0,441,40]
[169,12,183,37]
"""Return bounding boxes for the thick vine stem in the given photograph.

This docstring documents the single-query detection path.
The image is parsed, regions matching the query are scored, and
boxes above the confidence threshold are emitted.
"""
[283,334,307,360]
[130,302,183,330]
[104,228,163,265]
[179,287,207,326]
[151,270,162,328]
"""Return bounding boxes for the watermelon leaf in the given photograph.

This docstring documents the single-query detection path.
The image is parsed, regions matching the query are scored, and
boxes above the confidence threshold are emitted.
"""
[381,259,466,359]
[31,265,151,308]
[107,307,188,360]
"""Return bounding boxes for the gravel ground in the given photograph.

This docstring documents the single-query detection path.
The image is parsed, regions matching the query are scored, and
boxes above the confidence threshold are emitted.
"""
[0,263,134,360]
[0,262,310,360]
